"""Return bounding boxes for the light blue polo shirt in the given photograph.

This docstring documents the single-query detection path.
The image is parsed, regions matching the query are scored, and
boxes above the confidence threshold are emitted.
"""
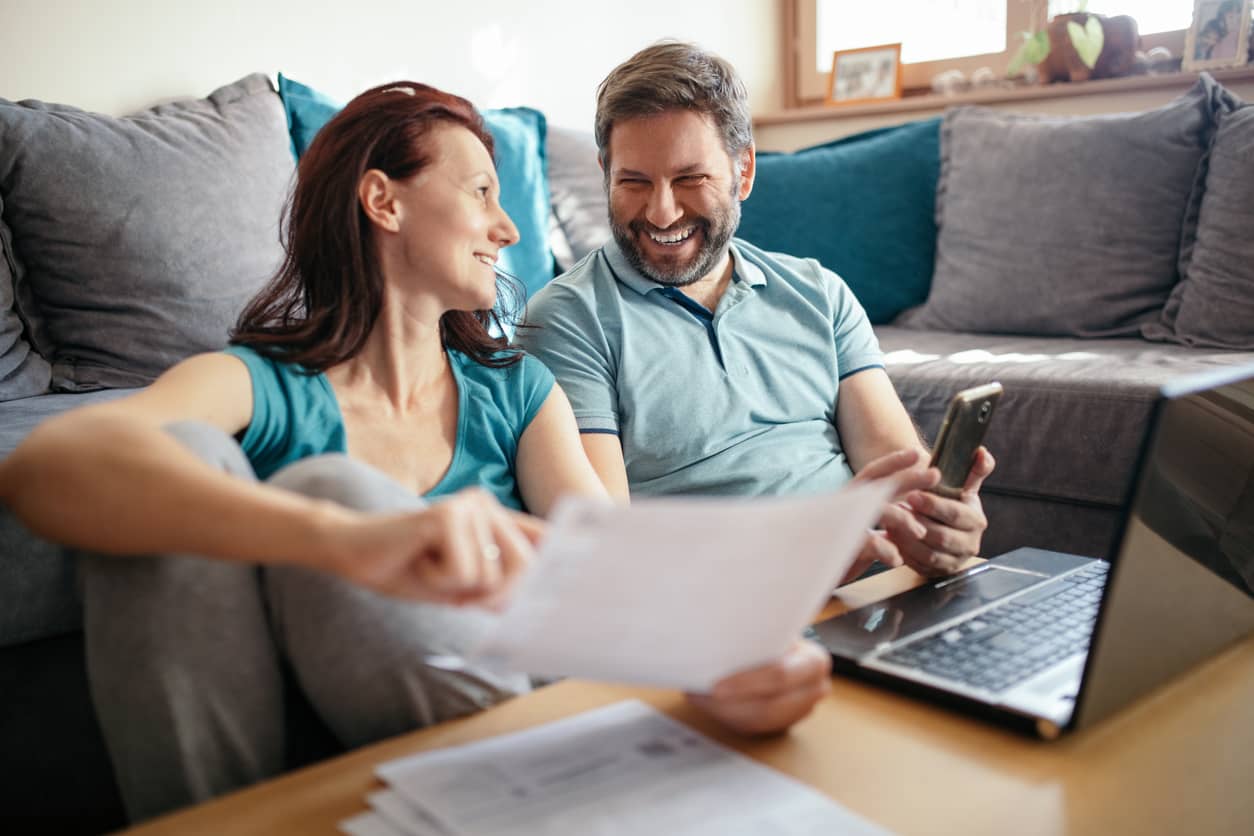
[518,237,884,497]
[222,345,553,510]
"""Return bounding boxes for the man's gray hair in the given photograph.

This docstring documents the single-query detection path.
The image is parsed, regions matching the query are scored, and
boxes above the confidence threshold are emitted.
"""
[594,41,753,168]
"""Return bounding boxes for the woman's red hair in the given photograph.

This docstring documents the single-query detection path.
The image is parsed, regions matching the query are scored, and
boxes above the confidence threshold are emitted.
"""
[232,81,522,369]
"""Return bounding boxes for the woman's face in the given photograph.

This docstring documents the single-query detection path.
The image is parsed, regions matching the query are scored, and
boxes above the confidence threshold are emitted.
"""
[384,124,518,312]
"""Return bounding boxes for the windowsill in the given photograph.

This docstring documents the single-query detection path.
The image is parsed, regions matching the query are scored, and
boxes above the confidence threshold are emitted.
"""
[755,65,1254,126]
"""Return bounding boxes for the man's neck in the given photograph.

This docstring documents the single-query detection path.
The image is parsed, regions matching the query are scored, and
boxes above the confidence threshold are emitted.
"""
[676,248,735,312]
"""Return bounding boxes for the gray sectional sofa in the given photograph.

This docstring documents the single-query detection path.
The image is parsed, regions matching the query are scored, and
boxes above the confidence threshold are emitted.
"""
[3,73,1254,832]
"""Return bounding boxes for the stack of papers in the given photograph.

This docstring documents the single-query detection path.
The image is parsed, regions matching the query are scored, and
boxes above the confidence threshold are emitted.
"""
[339,700,891,836]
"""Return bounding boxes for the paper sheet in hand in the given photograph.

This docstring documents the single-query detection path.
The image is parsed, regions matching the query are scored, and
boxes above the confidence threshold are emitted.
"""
[474,480,892,691]
[360,700,890,836]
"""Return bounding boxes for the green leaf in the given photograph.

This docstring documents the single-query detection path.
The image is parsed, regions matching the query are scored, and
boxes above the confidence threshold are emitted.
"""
[1007,30,1051,77]
[1028,31,1051,62]
[1067,16,1105,69]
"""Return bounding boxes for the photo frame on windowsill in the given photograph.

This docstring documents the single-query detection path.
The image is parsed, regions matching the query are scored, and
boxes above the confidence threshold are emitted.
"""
[826,43,903,107]
[1183,0,1252,71]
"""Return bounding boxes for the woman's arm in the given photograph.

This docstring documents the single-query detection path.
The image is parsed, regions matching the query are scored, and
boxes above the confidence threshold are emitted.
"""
[0,352,275,559]
[579,433,631,500]
[0,353,536,603]
[514,385,611,517]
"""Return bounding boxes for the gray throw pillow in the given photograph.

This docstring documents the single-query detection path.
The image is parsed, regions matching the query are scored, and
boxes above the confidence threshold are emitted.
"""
[0,74,293,391]
[0,221,50,400]
[1144,105,1254,350]
[546,126,610,272]
[899,76,1231,337]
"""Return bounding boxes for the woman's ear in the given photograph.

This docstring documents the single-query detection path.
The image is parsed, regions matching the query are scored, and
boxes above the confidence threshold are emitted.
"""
[358,169,401,233]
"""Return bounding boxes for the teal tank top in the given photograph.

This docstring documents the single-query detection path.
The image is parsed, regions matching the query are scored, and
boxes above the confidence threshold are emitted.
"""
[222,345,554,510]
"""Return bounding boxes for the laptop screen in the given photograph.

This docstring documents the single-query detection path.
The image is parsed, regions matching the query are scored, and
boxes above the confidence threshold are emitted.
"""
[1075,366,1254,729]
[1132,375,1254,597]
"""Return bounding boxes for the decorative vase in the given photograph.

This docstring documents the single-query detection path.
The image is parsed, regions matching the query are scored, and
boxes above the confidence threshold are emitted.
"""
[1040,13,1140,83]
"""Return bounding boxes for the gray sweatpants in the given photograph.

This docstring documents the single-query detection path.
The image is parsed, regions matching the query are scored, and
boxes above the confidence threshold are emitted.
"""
[80,422,529,823]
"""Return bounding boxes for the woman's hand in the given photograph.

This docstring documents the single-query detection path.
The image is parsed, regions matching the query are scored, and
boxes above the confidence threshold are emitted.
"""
[685,640,832,735]
[319,487,544,607]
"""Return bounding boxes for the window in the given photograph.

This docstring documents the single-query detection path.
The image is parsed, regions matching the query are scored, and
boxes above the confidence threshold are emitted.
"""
[816,1,1008,68]
[788,1,1192,106]
[1046,2,1191,35]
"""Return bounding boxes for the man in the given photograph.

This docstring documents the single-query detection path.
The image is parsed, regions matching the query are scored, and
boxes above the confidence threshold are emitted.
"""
[519,42,994,734]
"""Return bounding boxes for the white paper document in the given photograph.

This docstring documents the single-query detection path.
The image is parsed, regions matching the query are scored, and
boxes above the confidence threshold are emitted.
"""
[368,789,454,836]
[349,699,891,836]
[473,481,892,691]
[340,809,408,836]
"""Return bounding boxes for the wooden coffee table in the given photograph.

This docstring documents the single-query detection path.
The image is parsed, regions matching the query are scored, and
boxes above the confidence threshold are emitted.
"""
[119,566,1254,836]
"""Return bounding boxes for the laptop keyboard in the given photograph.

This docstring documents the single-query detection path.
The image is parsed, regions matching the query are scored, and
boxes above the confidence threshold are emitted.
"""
[879,561,1110,694]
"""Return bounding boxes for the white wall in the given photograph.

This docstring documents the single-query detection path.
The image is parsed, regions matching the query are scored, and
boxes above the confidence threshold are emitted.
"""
[0,0,781,129]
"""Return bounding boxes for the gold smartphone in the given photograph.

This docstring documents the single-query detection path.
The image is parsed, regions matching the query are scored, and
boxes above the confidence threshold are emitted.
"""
[928,382,1003,498]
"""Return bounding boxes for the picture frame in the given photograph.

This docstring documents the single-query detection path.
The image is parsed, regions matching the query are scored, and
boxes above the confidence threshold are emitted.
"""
[826,43,903,107]
[1183,0,1252,71]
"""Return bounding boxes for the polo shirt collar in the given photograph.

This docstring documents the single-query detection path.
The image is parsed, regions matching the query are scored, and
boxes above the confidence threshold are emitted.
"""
[603,236,767,297]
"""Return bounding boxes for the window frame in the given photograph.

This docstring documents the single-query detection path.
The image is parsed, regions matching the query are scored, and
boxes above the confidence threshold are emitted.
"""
[784,0,1188,108]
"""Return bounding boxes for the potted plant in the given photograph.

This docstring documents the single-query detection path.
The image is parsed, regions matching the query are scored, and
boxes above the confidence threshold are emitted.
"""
[1008,3,1140,82]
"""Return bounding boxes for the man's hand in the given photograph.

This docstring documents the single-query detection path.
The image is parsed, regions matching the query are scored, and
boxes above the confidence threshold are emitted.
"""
[685,640,832,735]
[890,447,995,577]
[838,448,939,585]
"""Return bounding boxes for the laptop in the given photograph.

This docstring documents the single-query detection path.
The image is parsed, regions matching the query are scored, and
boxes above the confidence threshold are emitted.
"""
[810,363,1254,739]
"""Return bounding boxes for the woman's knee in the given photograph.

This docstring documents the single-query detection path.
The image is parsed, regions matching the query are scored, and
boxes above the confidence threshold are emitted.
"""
[264,565,528,745]
[268,455,422,513]
[162,421,255,477]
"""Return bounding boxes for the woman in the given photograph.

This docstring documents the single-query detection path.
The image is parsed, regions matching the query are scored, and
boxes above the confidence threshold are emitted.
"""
[0,81,606,821]
[1,79,844,824]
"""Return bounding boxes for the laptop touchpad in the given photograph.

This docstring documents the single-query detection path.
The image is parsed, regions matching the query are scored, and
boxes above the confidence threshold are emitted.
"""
[815,567,1049,659]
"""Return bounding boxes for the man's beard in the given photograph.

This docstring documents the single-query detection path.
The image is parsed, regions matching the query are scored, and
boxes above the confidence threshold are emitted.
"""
[610,194,741,287]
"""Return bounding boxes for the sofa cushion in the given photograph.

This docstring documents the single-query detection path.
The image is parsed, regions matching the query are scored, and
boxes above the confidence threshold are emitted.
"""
[275,76,556,302]
[276,72,341,158]
[739,118,941,324]
[0,389,139,647]
[876,326,1254,507]
[899,76,1231,338]
[546,125,611,272]
[979,493,1124,563]
[1145,104,1254,350]
[480,107,556,301]
[0,74,293,392]
[0,232,50,400]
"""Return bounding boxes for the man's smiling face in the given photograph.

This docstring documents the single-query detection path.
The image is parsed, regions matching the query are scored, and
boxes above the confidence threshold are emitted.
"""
[605,109,752,287]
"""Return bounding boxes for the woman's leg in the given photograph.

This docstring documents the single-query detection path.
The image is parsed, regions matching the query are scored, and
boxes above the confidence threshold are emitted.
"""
[264,454,530,749]
[80,422,287,822]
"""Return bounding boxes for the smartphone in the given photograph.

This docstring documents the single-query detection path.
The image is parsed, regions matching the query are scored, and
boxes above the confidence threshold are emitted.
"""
[928,382,1003,498]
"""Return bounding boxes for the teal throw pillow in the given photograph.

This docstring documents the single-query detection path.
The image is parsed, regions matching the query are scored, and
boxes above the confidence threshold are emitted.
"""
[738,118,941,324]
[274,76,555,303]
[477,107,554,303]
[276,74,340,159]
